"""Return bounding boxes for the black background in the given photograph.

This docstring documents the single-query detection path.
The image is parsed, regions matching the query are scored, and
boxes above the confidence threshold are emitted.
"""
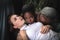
[0,0,60,40]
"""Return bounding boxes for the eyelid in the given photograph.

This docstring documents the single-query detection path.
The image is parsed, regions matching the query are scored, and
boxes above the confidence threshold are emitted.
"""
[19,16,24,20]
[30,16,33,18]
[14,18,17,21]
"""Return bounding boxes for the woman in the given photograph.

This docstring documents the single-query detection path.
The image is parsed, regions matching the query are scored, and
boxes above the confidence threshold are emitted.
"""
[22,4,50,34]
[8,13,28,40]
[8,13,59,40]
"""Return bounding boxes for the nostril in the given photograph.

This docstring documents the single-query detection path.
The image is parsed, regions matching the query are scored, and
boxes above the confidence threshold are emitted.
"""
[21,19,23,20]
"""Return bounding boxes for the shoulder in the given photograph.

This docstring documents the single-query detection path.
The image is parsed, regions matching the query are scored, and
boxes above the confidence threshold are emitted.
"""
[29,22,43,29]
[35,22,43,26]
[20,24,27,30]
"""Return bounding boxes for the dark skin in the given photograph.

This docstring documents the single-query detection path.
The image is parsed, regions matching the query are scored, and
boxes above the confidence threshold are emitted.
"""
[23,12,51,34]
[23,12,35,24]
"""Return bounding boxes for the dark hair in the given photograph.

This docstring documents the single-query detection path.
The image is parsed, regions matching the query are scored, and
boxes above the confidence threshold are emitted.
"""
[7,13,20,40]
[22,3,37,23]
[8,13,20,31]
[22,3,35,14]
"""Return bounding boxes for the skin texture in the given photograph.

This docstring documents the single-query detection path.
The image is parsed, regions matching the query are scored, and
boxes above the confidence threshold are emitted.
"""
[10,14,51,40]
[24,12,51,34]
[39,14,51,25]
[10,14,28,40]
[10,15,25,29]
[17,30,28,40]
[37,14,51,33]
[24,12,34,24]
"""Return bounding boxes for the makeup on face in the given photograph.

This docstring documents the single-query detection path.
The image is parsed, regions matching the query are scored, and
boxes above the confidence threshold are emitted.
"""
[10,15,25,29]
[24,12,34,24]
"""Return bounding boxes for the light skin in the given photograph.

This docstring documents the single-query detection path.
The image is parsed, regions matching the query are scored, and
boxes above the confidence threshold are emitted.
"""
[10,14,50,34]
[39,14,51,24]
[10,15,25,29]
[10,15,28,40]
[40,25,51,34]
[24,12,34,24]
[17,30,28,40]
[10,14,51,40]
[24,12,50,33]
[37,13,51,24]
[37,14,52,33]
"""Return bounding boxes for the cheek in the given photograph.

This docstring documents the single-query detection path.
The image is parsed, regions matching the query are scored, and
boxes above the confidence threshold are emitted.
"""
[40,16,46,22]
[13,26,18,29]
[37,15,40,21]
[17,20,25,26]
[20,20,25,24]
[26,19,30,22]
[31,18,34,22]
[12,21,17,26]
[13,22,18,26]
[17,21,21,25]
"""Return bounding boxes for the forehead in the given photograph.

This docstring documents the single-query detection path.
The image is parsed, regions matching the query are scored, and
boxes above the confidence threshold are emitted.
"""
[10,15,18,21]
[10,15,23,20]
[9,15,17,24]
[24,12,33,16]
[10,15,17,19]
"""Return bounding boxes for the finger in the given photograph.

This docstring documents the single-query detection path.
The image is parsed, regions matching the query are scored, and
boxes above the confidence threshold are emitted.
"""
[45,28,49,33]
[41,28,46,34]
[43,28,47,33]
[42,27,48,33]
[40,28,44,33]
[40,26,48,33]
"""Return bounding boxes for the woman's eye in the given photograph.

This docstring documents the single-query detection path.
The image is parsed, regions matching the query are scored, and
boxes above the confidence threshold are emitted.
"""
[21,18,23,21]
[30,16,33,18]
[14,18,17,21]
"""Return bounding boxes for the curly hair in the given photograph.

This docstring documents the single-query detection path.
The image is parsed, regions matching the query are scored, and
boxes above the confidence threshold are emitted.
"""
[22,3,37,24]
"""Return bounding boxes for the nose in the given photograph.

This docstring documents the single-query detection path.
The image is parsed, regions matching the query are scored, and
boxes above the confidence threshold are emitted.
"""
[30,19,32,22]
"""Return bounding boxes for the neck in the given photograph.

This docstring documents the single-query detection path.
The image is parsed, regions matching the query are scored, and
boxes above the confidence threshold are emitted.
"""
[18,24,25,29]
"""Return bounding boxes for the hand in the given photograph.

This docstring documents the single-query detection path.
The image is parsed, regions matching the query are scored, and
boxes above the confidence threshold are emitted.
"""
[20,30,28,40]
[40,25,51,34]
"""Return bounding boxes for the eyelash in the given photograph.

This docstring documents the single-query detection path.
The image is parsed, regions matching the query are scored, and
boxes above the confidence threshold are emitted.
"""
[14,18,17,21]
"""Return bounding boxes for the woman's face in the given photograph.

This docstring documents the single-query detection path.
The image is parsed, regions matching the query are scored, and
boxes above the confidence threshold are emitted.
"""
[39,14,50,24]
[10,15,25,29]
[24,12,34,24]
